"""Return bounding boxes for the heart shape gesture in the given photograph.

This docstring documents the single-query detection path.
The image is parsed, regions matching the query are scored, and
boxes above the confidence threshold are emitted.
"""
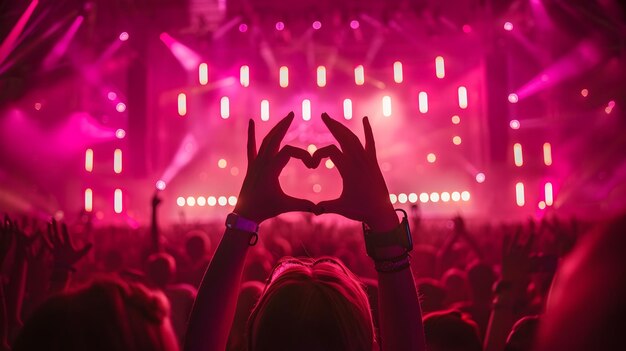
[235,112,399,232]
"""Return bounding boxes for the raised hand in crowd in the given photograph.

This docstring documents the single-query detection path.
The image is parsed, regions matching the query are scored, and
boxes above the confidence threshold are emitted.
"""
[43,219,92,292]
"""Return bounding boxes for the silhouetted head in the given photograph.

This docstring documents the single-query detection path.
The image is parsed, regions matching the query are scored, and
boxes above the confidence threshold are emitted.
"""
[505,316,539,351]
[423,310,482,351]
[442,268,470,306]
[247,257,375,351]
[14,277,178,351]
[467,261,496,303]
[146,253,176,288]
[185,231,210,262]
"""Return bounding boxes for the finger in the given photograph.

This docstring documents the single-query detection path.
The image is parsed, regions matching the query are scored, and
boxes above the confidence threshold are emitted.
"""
[44,223,55,249]
[275,145,315,170]
[75,243,93,260]
[362,116,377,158]
[280,195,316,214]
[312,144,345,170]
[247,119,257,163]
[321,112,363,153]
[258,112,294,156]
[61,223,71,243]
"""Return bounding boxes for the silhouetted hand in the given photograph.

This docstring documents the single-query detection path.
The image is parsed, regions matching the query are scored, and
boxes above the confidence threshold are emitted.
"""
[234,112,317,224]
[44,219,92,270]
[313,113,397,231]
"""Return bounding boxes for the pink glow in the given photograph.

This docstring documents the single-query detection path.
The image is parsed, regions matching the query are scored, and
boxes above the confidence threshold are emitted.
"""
[84,188,93,212]
[452,136,462,145]
[515,182,525,206]
[198,63,208,85]
[220,97,230,119]
[159,32,202,71]
[238,24,248,32]
[114,189,123,213]
[451,115,460,124]
[435,56,445,78]
[178,93,187,116]
[115,129,126,139]
[275,21,285,31]
[279,66,289,88]
[119,32,129,41]
[419,92,428,113]
[462,24,472,33]
[545,182,554,206]
[508,93,519,103]
[317,66,326,87]
[514,40,601,100]
[354,65,364,85]
[393,61,403,83]
[510,119,520,129]
[85,149,93,172]
[240,65,250,87]
[458,86,468,109]
[504,22,514,31]
[302,99,311,121]
[343,99,353,120]
[461,191,471,201]
[156,180,166,190]
[580,89,588,97]
[382,96,392,117]
[312,21,322,30]
[114,149,122,174]
[261,100,270,121]
[43,16,84,69]
[543,142,552,166]
[0,0,39,66]
[420,193,429,203]
[107,92,117,101]
[476,173,485,183]
[514,143,523,167]
[350,20,360,29]
[430,192,440,202]
[427,153,436,163]
[451,192,461,201]
[116,102,126,113]
[176,197,185,207]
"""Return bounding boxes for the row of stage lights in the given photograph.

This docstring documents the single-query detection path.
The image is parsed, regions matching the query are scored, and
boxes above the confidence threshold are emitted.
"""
[390,191,471,204]
[195,58,449,90]
[178,89,468,120]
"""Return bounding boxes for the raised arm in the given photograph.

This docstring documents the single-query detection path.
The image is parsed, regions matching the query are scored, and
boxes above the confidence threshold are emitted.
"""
[184,113,315,351]
[313,113,426,351]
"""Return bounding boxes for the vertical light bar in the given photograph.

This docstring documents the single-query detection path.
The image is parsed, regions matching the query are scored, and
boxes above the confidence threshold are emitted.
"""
[393,61,403,83]
[458,86,468,109]
[343,99,352,120]
[317,66,326,87]
[85,149,93,172]
[435,56,445,78]
[354,65,364,85]
[84,188,93,212]
[543,142,552,166]
[240,65,250,87]
[382,96,392,117]
[177,93,187,116]
[114,189,123,213]
[513,143,523,167]
[279,66,289,88]
[113,149,122,174]
[198,63,208,85]
[261,100,269,121]
[545,182,554,206]
[220,96,230,119]
[515,182,525,207]
[418,92,428,113]
[302,99,311,121]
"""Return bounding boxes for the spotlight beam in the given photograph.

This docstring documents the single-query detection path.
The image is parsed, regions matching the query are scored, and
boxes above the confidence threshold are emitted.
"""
[0,0,39,66]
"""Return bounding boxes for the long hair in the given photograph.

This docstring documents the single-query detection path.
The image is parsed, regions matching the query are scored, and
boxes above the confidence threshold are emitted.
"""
[247,257,375,351]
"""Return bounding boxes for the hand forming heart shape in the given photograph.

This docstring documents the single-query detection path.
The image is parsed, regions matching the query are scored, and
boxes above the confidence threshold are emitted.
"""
[234,112,400,232]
